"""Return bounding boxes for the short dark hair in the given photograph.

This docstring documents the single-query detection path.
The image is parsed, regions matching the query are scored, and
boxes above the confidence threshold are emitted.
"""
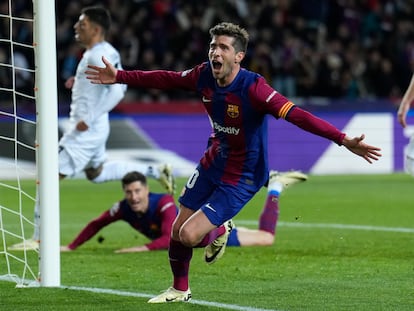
[81,6,111,34]
[209,22,249,53]
[121,171,147,188]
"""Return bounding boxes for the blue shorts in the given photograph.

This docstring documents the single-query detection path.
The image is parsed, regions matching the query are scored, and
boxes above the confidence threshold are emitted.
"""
[179,166,256,226]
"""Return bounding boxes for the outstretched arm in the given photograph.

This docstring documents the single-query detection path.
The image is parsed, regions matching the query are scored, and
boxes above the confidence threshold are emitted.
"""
[85,56,118,84]
[341,134,382,163]
[397,74,414,128]
[285,107,381,163]
[61,209,119,251]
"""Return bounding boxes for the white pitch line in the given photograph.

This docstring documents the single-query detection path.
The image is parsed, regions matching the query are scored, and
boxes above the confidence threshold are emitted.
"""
[1,280,279,311]
[65,286,282,311]
[236,221,414,233]
[0,278,281,311]
[4,221,412,311]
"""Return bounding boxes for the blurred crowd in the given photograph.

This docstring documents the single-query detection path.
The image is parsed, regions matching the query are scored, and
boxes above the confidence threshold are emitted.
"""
[3,0,414,107]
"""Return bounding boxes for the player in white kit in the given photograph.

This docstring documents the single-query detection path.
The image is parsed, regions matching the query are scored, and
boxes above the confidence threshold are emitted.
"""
[9,6,174,251]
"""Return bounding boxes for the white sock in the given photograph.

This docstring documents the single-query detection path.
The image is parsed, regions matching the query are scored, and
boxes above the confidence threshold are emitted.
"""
[268,180,283,194]
[91,161,159,183]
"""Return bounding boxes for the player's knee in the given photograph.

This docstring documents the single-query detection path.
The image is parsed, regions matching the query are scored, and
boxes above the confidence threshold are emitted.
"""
[84,165,103,182]
[178,226,199,247]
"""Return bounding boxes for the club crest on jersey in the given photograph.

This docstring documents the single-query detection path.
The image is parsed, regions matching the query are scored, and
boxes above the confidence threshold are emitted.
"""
[227,104,239,118]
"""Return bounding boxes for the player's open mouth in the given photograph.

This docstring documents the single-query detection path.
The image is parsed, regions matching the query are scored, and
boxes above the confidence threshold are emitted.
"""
[212,60,222,71]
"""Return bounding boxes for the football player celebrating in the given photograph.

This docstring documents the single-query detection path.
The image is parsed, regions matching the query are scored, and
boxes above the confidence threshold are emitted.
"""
[86,22,381,303]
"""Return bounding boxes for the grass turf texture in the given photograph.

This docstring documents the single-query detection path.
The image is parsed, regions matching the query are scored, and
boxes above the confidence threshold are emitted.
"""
[1,174,413,310]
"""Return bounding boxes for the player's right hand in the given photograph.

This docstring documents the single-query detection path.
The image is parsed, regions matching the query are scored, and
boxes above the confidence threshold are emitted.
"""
[85,56,117,84]
[342,134,382,163]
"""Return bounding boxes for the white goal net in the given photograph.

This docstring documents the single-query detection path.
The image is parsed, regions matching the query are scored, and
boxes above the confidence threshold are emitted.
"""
[0,0,60,287]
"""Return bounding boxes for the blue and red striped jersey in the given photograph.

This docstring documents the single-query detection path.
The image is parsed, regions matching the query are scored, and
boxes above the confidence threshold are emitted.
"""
[117,62,344,190]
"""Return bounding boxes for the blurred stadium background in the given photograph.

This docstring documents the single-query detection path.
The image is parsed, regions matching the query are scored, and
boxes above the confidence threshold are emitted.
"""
[1,3,414,309]
[1,0,414,179]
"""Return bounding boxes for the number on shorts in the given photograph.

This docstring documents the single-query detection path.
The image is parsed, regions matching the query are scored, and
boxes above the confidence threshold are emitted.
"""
[186,169,199,189]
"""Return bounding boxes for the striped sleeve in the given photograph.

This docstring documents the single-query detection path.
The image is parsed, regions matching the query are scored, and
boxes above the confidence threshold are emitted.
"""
[278,101,295,119]
[249,76,295,118]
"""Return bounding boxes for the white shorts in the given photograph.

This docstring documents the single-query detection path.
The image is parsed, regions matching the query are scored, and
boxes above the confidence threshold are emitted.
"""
[58,126,109,177]
[404,136,414,176]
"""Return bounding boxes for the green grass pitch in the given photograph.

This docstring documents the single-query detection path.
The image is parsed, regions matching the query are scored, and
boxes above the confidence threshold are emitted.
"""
[1,174,413,310]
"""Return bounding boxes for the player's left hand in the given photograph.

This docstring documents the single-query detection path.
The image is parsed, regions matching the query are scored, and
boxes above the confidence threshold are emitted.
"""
[64,76,75,89]
[342,134,382,163]
[114,245,150,253]
[76,120,89,131]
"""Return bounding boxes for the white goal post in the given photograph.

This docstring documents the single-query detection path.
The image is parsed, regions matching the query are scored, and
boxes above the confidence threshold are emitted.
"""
[34,0,60,287]
[0,0,60,287]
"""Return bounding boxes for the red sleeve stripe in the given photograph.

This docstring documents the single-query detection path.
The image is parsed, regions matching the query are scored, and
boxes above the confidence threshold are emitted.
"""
[278,101,295,119]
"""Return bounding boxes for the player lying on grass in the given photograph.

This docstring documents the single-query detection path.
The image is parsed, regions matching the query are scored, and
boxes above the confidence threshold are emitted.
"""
[60,170,307,252]
[85,21,381,303]
[61,171,176,253]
